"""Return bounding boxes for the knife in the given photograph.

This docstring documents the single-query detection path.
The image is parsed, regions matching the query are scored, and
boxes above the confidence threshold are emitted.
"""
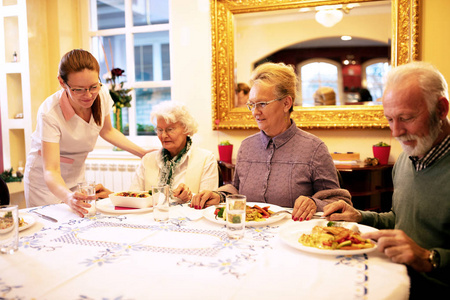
[31,211,58,223]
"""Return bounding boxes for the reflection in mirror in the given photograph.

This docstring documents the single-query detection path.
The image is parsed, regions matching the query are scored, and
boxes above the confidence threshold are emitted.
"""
[211,0,420,129]
[234,1,391,107]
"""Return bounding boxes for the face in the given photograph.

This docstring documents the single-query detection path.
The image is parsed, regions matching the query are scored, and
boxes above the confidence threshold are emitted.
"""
[248,83,292,137]
[59,69,100,111]
[383,82,441,156]
[156,117,188,157]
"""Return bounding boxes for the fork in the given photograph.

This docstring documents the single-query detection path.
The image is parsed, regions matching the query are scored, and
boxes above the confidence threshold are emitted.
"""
[270,210,292,216]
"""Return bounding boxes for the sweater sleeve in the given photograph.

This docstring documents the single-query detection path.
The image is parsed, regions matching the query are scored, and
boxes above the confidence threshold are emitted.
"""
[359,210,396,229]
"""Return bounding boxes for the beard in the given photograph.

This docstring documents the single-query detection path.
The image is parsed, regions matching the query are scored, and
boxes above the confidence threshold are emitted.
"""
[395,112,441,157]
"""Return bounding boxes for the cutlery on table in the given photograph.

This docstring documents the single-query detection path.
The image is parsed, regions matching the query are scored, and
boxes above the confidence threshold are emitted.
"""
[31,211,58,223]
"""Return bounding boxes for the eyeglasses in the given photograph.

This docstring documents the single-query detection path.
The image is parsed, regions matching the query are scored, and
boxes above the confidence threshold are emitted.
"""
[156,126,180,136]
[65,81,102,95]
[246,96,286,111]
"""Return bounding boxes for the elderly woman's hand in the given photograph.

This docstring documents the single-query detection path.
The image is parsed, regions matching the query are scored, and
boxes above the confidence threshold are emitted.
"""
[292,196,317,221]
[190,190,220,209]
[95,183,113,199]
[172,183,192,203]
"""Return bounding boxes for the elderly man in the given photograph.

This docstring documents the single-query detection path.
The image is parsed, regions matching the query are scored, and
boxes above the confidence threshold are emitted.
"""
[324,62,449,297]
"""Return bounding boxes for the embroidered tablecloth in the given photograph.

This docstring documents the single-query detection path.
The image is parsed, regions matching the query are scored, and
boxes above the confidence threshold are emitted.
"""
[0,203,410,299]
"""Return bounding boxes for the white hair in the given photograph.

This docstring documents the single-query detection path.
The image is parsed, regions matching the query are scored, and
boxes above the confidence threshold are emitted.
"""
[150,101,198,136]
[384,61,449,114]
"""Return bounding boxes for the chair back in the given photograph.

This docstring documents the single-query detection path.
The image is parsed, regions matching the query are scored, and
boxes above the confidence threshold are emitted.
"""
[0,177,10,205]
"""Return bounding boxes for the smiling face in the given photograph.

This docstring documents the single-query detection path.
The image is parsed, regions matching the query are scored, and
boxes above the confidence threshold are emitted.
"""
[248,83,292,137]
[59,69,100,111]
[383,81,441,157]
[156,117,188,157]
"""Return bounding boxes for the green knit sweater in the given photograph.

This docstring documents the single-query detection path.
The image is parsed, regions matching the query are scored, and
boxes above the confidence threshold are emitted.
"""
[360,151,450,287]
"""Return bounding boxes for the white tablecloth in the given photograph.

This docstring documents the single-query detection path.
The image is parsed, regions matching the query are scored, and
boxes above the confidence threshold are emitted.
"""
[1,202,410,299]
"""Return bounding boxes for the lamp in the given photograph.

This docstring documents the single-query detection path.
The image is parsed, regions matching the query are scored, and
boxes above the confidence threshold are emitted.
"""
[315,9,343,27]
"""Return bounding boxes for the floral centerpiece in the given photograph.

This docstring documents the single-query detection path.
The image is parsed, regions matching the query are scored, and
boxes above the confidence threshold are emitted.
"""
[103,67,132,133]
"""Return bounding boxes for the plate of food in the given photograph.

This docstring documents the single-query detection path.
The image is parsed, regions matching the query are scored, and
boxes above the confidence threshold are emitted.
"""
[279,219,378,255]
[19,213,37,231]
[1,213,36,232]
[203,202,289,227]
[96,191,153,214]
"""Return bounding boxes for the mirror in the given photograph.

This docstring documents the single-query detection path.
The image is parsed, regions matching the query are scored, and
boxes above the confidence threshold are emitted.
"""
[211,0,420,129]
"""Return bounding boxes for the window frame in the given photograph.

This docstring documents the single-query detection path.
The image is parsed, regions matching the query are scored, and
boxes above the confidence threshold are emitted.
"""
[297,58,343,106]
[86,0,171,147]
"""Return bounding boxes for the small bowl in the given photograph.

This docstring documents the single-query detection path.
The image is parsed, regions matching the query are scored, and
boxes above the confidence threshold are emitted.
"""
[109,191,153,209]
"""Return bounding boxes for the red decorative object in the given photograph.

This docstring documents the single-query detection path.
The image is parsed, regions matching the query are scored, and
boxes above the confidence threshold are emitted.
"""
[372,146,391,165]
[218,145,233,163]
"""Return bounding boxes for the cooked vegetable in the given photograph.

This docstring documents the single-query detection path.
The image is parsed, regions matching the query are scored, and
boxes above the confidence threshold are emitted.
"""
[298,225,375,250]
[214,205,274,222]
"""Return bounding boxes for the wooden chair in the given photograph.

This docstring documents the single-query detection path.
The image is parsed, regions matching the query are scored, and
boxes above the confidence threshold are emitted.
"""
[0,177,10,205]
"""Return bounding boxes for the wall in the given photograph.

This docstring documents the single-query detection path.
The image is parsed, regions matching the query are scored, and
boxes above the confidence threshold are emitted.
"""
[20,0,450,169]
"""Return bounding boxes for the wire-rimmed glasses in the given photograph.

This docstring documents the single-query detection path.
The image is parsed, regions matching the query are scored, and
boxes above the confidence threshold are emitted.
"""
[246,96,286,111]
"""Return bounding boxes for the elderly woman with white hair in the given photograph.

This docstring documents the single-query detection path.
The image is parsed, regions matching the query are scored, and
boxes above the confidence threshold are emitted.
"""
[128,101,218,202]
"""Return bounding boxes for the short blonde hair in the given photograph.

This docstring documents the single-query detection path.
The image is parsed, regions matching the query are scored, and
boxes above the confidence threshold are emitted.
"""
[250,62,297,112]
[150,101,198,136]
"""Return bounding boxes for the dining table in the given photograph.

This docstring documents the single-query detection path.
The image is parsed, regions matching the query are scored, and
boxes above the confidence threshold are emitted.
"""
[1,199,410,300]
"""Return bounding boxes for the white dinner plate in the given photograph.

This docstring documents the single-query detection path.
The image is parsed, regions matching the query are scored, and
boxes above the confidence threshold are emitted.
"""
[279,219,378,255]
[96,198,154,214]
[19,213,37,231]
[203,202,289,227]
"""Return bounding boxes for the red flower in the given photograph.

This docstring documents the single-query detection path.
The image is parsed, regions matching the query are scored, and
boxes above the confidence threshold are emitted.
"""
[111,68,125,77]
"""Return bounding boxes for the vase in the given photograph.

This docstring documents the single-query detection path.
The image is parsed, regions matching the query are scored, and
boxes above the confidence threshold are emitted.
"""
[218,144,233,163]
[114,106,122,133]
[372,146,391,165]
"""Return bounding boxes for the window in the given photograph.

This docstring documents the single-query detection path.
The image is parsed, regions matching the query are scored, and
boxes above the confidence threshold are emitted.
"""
[298,59,341,106]
[89,0,170,138]
[362,59,391,102]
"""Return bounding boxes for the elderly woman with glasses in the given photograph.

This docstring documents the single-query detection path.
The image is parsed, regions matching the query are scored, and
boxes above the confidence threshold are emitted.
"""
[127,101,218,202]
[24,49,153,217]
[191,62,351,221]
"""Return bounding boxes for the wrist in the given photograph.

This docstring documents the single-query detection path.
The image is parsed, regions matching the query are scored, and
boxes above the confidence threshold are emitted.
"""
[212,191,226,203]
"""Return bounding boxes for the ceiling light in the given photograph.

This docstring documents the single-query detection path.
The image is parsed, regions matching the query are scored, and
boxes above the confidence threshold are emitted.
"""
[315,9,343,27]
[341,35,352,41]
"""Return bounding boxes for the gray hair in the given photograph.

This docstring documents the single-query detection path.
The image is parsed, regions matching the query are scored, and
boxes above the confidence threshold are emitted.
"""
[249,62,297,113]
[150,101,198,136]
[384,61,449,114]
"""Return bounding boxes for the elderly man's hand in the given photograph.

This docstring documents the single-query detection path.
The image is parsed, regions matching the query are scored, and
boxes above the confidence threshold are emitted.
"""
[362,230,433,273]
[292,196,317,221]
[323,200,362,223]
[190,190,220,209]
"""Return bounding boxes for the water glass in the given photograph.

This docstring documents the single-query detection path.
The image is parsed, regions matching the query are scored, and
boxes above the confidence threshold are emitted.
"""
[226,194,246,239]
[152,185,170,222]
[0,205,19,254]
[78,181,96,216]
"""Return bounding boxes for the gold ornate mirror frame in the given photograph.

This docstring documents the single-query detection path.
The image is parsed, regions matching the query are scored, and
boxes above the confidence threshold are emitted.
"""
[211,0,420,129]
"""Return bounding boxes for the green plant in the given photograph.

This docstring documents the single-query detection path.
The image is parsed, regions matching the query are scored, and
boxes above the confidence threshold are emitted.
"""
[219,140,231,146]
[374,141,390,147]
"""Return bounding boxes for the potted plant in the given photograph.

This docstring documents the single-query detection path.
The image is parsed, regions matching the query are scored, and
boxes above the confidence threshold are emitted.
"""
[372,141,391,165]
[218,140,233,163]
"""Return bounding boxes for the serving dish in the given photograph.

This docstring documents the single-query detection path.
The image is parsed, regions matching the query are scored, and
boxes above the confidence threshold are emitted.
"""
[109,191,152,209]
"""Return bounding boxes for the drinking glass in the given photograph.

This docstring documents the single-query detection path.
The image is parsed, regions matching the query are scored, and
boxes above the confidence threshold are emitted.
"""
[0,205,19,254]
[225,194,246,239]
[78,181,96,216]
[152,185,169,222]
